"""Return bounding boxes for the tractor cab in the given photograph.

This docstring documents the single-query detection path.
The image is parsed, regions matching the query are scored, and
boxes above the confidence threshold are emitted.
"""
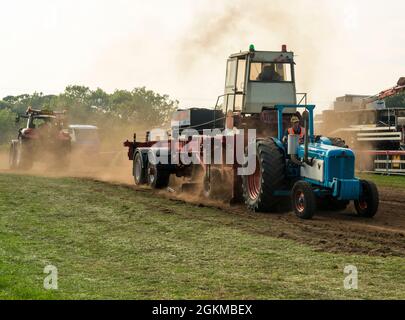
[217,45,306,139]
[28,115,57,130]
[221,45,297,115]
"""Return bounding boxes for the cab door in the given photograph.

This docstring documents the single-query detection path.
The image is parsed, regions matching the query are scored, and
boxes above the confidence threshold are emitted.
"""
[223,58,246,114]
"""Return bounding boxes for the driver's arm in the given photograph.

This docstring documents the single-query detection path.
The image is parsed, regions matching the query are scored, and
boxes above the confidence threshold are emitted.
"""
[282,129,289,143]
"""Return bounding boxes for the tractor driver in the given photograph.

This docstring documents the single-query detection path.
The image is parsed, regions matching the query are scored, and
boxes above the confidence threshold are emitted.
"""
[283,115,306,144]
[257,64,282,82]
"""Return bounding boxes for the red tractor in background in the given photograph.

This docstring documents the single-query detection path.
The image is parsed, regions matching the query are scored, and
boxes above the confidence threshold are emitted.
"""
[9,107,71,170]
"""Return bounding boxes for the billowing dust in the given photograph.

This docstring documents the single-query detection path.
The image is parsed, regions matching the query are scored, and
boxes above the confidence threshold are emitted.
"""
[318,111,377,171]
[0,124,136,185]
[177,0,337,94]
[159,167,234,207]
[0,122,226,205]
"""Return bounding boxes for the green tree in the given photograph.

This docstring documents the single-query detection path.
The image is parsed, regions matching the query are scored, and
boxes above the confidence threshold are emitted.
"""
[0,109,18,144]
[0,85,179,147]
[0,100,11,110]
[90,88,109,109]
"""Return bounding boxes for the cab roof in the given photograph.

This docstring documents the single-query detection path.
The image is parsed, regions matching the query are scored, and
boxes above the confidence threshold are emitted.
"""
[229,50,294,63]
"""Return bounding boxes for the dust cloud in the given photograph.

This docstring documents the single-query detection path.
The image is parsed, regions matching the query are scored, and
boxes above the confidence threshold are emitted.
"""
[0,122,139,185]
[318,110,377,171]
[0,128,235,206]
[176,0,338,99]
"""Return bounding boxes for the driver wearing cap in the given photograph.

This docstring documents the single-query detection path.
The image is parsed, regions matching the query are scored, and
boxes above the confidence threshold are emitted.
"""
[283,115,306,144]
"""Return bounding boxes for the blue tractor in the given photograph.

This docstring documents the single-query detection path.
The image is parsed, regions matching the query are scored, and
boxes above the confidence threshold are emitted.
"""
[125,45,379,219]
[242,103,380,219]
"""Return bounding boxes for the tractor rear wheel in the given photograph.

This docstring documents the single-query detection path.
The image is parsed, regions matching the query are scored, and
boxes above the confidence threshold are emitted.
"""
[9,141,18,169]
[242,139,285,212]
[133,152,147,185]
[354,180,379,218]
[147,161,170,189]
[292,181,316,219]
[15,138,33,170]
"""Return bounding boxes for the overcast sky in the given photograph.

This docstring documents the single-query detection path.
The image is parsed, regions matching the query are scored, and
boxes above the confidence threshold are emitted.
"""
[0,0,403,112]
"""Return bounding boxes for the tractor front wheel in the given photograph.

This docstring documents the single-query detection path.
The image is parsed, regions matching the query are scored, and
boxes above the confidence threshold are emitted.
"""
[292,181,316,219]
[354,180,379,218]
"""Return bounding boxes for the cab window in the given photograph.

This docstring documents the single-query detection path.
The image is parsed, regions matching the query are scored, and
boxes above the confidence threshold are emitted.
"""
[225,59,237,88]
[30,118,48,129]
[250,63,292,82]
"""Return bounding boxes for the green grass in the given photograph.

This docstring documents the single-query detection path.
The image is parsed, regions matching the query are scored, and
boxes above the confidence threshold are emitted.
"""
[0,173,404,300]
[358,173,405,189]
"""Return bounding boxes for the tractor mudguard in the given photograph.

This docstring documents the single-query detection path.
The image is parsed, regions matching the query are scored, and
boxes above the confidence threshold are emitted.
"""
[270,137,286,156]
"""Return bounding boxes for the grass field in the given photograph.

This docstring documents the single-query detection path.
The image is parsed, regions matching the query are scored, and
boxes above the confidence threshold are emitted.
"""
[0,173,404,300]
[358,173,405,189]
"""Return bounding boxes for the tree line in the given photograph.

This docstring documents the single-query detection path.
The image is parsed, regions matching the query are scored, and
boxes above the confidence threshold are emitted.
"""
[0,86,179,145]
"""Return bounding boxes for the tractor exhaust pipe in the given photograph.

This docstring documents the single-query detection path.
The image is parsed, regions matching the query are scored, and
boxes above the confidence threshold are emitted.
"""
[288,134,303,166]
[302,111,312,166]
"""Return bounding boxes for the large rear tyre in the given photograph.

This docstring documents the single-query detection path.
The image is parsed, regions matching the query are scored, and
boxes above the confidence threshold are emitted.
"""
[9,142,17,169]
[133,152,147,185]
[354,180,379,218]
[15,138,33,170]
[292,181,316,219]
[242,139,285,212]
[147,161,170,189]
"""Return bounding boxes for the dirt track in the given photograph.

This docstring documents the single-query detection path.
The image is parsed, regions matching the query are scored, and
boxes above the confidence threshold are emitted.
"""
[76,174,405,258]
[156,185,405,258]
